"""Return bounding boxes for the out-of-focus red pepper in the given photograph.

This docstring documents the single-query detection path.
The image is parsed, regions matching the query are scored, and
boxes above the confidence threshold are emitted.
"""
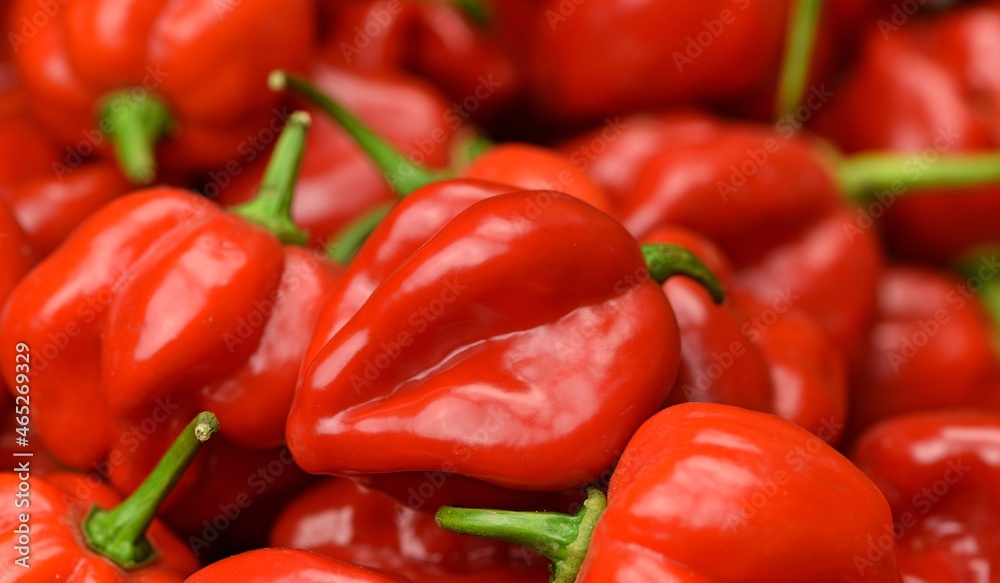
[0,92,62,189]
[289,190,722,497]
[9,0,315,184]
[812,1,1000,261]
[218,64,462,248]
[524,0,873,126]
[852,410,1000,582]
[850,265,1000,436]
[0,201,33,309]
[436,402,903,582]
[0,113,330,552]
[647,227,848,444]
[320,0,525,124]
[0,412,216,581]
[270,71,614,216]
[594,118,883,371]
[184,548,412,583]
[270,477,549,582]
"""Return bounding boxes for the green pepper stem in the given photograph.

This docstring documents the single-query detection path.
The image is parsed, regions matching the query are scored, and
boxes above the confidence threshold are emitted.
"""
[958,251,1000,341]
[326,202,394,266]
[83,412,220,569]
[231,111,311,245]
[642,243,726,304]
[450,131,495,172]
[99,90,173,185]
[448,0,490,27]
[838,152,1000,203]
[436,488,606,583]
[774,0,822,121]
[269,70,451,196]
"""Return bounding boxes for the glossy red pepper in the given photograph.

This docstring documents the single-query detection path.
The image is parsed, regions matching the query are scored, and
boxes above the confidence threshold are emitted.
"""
[288,190,721,499]
[0,114,329,551]
[218,63,463,248]
[598,119,883,371]
[10,0,315,184]
[184,548,411,583]
[0,412,216,581]
[812,1,1000,261]
[270,477,549,582]
[647,226,848,444]
[0,201,33,310]
[852,410,1000,582]
[850,265,1000,436]
[436,402,903,582]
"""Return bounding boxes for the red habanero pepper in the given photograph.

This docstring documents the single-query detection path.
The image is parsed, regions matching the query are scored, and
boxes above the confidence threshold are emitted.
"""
[320,0,524,123]
[0,201,33,309]
[288,191,723,497]
[0,91,62,190]
[812,1,1000,261]
[593,119,883,371]
[436,403,903,582]
[270,478,549,583]
[10,0,314,184]
[269,71,614,215]
[0,115,330,547]
[849,265,1000,436]
[218,63,464,248]
[0,412,217,582]
[851,411,1000,582]
[184,548,411,583]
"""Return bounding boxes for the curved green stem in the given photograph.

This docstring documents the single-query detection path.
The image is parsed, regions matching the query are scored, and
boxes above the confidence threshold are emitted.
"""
[326,202,394,266]
[436,488,606,583]
[232,111,311,245]
[450,131,495,171]
[99,90,173,185]
[774,0,822,121]
[83,412,219,569]
[642,244,726,304]
[269,70,452,196]
[838,152,1000,203]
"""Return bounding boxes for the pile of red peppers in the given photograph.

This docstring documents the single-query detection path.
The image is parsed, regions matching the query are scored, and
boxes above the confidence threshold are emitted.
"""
[2,0,1000,581]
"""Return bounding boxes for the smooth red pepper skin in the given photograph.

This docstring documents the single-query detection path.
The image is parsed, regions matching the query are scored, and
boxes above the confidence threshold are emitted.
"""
[184,548,412,583]
[218,64,461,248]
[851,411,1000,582]
[850,266,1000,435]
[0,471,198,581]
[304,179,514,363]
[644,227,848,443]
[812,2,1000,261]
[6,163,132,256]
[576,403,902,582]
[0,201,33,309]
[270,478,549,583]
[619,125,882,370]
[11,0,314,176]
[0,92,63,189]
[290,191,679,492]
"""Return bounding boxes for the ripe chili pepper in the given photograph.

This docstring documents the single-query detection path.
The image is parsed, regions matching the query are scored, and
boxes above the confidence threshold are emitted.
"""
[849,264,1000,436]
[321,0,523,123]
[647,227,848,444]
[270,477,550,582]
[0,91,62,190]
[612,120,882,371]
[184,548,412,583]
[288,190,723,498]
[218,63,462,248]
[0,201,33,310]
[0,412,216,581]
[10,0,315,184]
[851,410,1000,582]
[812,1,1000,261]
[0,113,332,552]
[524,0,871,125]
[436,402,903,582]
[269,71,614,215]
